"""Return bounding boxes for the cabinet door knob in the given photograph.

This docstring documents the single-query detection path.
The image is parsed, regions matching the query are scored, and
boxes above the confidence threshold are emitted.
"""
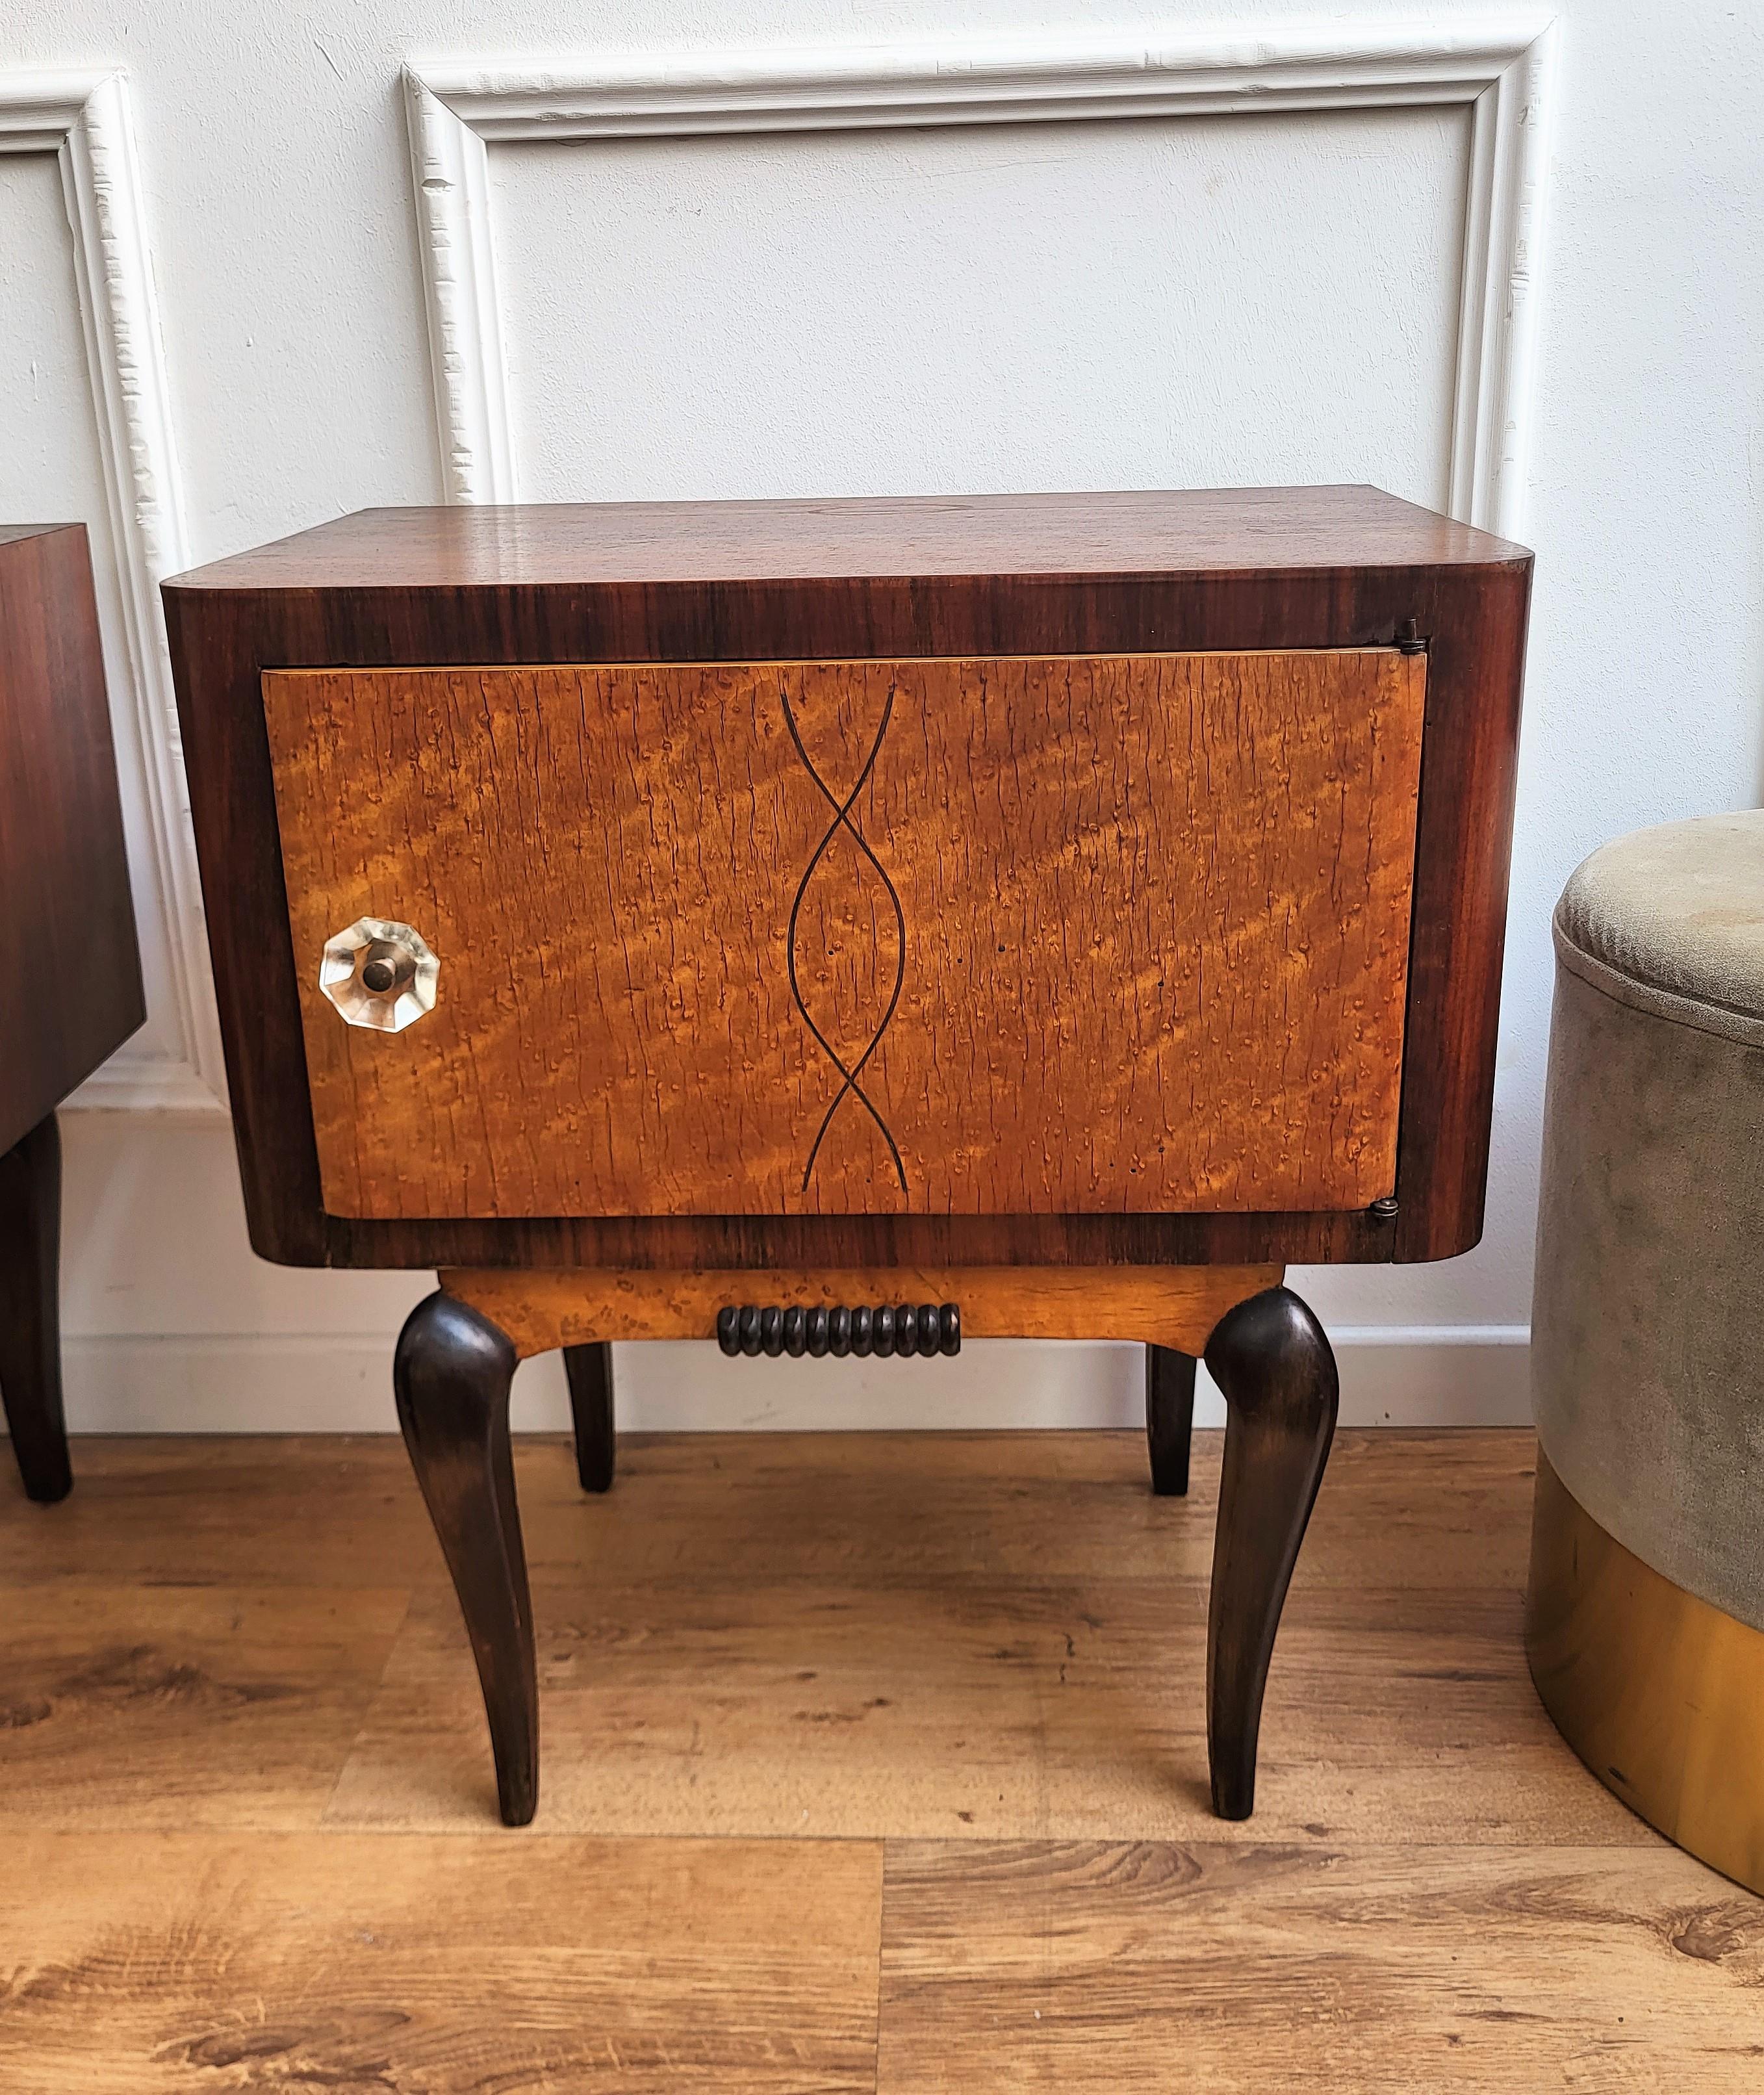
[319,917,439,1033]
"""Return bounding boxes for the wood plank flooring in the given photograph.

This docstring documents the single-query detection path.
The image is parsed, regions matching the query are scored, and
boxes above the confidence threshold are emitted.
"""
[1,1429,1759,2090]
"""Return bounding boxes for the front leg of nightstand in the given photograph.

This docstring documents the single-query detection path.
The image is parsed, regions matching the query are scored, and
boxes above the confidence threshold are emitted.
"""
[394,1290,537,1827]
[1201,1285,1339,1820]
[427,1257,1306,1827]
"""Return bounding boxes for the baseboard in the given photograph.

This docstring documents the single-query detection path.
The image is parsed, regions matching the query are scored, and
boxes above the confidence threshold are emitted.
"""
[40,1327,1533,1435]
[63,1053,229,1116]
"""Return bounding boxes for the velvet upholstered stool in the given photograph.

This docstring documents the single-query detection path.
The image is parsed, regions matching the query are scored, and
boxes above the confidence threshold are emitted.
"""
[1527,810,1764,1892]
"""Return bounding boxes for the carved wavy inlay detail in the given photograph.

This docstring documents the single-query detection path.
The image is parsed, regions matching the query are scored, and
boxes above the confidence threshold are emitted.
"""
[781,681,909,1197]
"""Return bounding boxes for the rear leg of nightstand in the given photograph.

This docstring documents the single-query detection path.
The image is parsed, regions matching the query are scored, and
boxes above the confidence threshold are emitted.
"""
[0,1113,73,1504]
[394,1290,537,1827]
[1145,1344,1196,1496]
[1201,1285,1339,1821]
[563,1343,615,1493]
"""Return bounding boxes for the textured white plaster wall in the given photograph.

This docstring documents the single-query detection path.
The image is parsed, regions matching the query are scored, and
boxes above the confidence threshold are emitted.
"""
[1,3,1759,1432]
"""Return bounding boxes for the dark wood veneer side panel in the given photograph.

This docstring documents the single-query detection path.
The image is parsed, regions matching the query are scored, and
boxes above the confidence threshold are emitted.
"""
[1390,561,1531,1263]
[165,558,1525,1271]
[165,585,322,1259]
[0,526,145,1150]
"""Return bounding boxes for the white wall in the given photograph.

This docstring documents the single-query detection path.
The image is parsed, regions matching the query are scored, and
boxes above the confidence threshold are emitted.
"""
[1,4,1758,1435]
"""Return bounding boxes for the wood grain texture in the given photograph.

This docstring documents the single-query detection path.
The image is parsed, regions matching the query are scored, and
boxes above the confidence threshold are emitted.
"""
[10,1432,1745,2092]
[162,485,1531,591]
[265,650,1423,1222]
[0,1584,407,1829]
[1,1428,1622,1848]
[0,1832,883,2093]
[0,523,144,1151]
[875,1841,1764,2092]
[331,1571,1638,1845]
[440,1263,1282,1356]
[162,487,1531,1271]
[0,1428,1537,1595]
[311,1433,1639,1847]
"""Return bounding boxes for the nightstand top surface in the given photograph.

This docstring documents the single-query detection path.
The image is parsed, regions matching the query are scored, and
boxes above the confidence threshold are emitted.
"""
[166,486,1528,593]
[0,522,81,548]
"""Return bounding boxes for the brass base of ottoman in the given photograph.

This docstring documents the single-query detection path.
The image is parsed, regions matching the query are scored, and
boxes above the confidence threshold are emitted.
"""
[1526,1450,1764,1894]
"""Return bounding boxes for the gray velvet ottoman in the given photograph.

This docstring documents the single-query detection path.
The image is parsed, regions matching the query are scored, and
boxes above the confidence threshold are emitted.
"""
[1526,810,1764,1892]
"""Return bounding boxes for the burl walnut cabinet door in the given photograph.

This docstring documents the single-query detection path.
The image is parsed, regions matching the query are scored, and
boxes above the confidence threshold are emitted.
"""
[262,650,1425,1222]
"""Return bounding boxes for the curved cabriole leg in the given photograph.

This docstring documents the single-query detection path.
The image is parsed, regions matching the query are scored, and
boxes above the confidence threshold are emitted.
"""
[1145,1344,1196,1497]
[0,1114,72,1504]
[1202,1285,1338,1821]
[394,1291,537,1827]
[563,1343,615,1493]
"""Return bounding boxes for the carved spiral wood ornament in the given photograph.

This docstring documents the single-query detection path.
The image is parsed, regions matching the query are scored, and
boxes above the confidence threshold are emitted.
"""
[716,1301,960,1359]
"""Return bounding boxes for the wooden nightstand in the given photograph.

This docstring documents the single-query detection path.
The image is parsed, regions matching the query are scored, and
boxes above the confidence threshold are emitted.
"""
[164,487,1531,1825]
[1,524,146,1502]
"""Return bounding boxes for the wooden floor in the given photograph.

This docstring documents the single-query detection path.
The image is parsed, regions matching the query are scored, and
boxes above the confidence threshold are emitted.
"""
[1,1429,1759,2090]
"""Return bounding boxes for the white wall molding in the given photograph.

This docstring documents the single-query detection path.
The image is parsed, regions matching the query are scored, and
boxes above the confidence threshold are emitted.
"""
[46,1327,1533,1434]
[404,15,1557,533]
[1,70,225,1115]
